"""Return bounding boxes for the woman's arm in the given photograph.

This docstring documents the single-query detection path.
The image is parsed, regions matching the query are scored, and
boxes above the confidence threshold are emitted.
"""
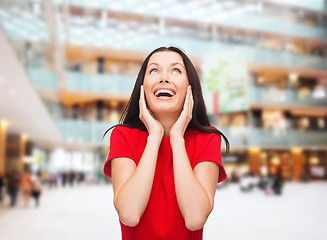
[171,138,219,231]
[170,86,219,231]
[112,85,164,227]
[112,134,162,227]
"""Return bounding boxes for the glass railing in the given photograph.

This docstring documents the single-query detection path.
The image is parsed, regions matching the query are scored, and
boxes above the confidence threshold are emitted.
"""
[248,86,327,107]
[54,121,327,147]
[262,0,327,13]
[249,127,327,148]
[65,71,134,94]
[55,119,116,145]
[28,68,327,109]
[67,28,327,70]
[2,13,326,71]
[212,14,326,40]
[218,126,327,149]
[2,4,326,63]
[0,9,49,42]
[27,68,60,89]
[27,67,135,94]
[56,0,327,14]
[58,0,327,40]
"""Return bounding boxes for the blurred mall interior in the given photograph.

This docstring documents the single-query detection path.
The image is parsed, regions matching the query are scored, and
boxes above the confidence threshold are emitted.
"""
[0,0,327,192]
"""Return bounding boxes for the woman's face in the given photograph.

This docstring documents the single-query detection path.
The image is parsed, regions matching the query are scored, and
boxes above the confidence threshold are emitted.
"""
[143,51,189,116]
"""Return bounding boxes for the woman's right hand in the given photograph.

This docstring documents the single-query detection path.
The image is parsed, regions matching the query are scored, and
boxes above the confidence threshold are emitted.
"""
[139,85,164,139]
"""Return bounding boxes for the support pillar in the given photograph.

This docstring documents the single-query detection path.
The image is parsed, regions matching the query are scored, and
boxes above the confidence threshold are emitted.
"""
[20,134,27,174]
[292,148,304,182]
[0,120,8,175]
[249,147,261,174]
[6,134,27,175]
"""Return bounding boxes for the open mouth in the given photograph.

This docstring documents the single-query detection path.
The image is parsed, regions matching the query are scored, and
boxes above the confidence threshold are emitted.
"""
[153,88,176,99]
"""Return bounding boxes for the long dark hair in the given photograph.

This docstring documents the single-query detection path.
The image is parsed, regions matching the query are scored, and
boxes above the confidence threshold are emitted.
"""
[104,46,230,156]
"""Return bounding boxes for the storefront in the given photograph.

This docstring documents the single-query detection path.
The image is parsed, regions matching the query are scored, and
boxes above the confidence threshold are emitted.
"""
[248,148,327,181]
[304,150,327,180]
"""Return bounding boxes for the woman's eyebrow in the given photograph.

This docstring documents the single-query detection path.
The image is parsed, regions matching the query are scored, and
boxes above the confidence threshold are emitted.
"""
[147,62,185,68]
[171,62,185,69]
[147,63,159,68]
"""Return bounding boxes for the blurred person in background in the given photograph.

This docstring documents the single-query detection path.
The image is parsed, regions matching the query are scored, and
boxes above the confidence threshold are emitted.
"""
[239,172,256,192]
[0,170,4,205]
[49,173,59,189]
[271,174,284,195]
[260,173,284,196]
[7,170,21,207]
[31,172,42,207]
[21,170,33,207]
[40,170,48,185]
[258,173,270,193]
[230,170,240,183]
[103,46,229,240]
[78,171,85,185]
[68,171,75,187]
[61,171,68,187]
[300,171,310,182]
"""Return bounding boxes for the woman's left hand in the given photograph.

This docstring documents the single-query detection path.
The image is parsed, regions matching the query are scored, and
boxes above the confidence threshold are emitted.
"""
[170,85,194,140]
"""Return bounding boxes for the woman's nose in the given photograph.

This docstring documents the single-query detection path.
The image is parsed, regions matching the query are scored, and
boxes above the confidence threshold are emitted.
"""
[159,79,169,84]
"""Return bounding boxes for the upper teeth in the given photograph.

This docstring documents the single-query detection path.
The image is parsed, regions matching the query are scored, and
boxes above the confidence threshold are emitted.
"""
[154,89,176,97]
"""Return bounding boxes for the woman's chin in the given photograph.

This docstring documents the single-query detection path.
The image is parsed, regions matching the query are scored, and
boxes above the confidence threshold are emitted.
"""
[151,106,182,116]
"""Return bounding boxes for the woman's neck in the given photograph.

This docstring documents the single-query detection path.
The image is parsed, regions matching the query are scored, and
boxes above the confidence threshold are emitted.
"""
[153,112,180,136]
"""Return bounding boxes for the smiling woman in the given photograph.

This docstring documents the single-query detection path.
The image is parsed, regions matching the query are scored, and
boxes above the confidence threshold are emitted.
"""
[142,50,190,136]
[103,46,230,240]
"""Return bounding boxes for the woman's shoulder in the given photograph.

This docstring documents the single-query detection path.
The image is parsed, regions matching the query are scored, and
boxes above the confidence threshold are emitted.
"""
[112,125,148,139]
[186,126,222,146]
[187,126,220,138]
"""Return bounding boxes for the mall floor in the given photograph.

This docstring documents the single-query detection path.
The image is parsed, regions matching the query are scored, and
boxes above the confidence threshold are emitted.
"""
[0,182,326,240]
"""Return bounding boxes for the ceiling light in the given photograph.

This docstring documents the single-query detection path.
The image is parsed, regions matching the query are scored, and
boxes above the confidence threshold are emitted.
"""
[1,119,9,128]
[292,147,302,153]
[309,156,319,165]
[249,147,260,152]
[21,133,28,141]
[271,156,281,165]
[289,73,298,84]
[258,77,264,83]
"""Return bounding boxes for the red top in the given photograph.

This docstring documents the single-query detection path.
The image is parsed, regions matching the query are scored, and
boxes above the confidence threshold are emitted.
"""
[103,126,227,240]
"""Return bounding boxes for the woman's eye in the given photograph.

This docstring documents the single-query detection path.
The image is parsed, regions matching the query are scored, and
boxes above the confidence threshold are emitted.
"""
[150,69,158,74]
[172,68,181,74]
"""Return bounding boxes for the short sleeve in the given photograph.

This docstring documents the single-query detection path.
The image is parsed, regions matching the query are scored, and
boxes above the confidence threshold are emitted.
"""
[196,133,227,183]
[103,127,134,178]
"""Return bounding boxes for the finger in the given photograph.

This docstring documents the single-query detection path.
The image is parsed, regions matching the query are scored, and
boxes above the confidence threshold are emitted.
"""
[186,85,192,114]
[139,86,142,109]
[140,85,144,102]
[183,85,190,112]
[140,86,153,119]
[139,85,146,110]
[189,85,194,114]
[139,86,147,119]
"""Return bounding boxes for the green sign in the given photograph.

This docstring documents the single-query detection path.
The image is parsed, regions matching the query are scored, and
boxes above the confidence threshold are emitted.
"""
[202,50,250,114]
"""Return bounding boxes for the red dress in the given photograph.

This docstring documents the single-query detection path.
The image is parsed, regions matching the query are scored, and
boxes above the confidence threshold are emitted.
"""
[103,126,227,240]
